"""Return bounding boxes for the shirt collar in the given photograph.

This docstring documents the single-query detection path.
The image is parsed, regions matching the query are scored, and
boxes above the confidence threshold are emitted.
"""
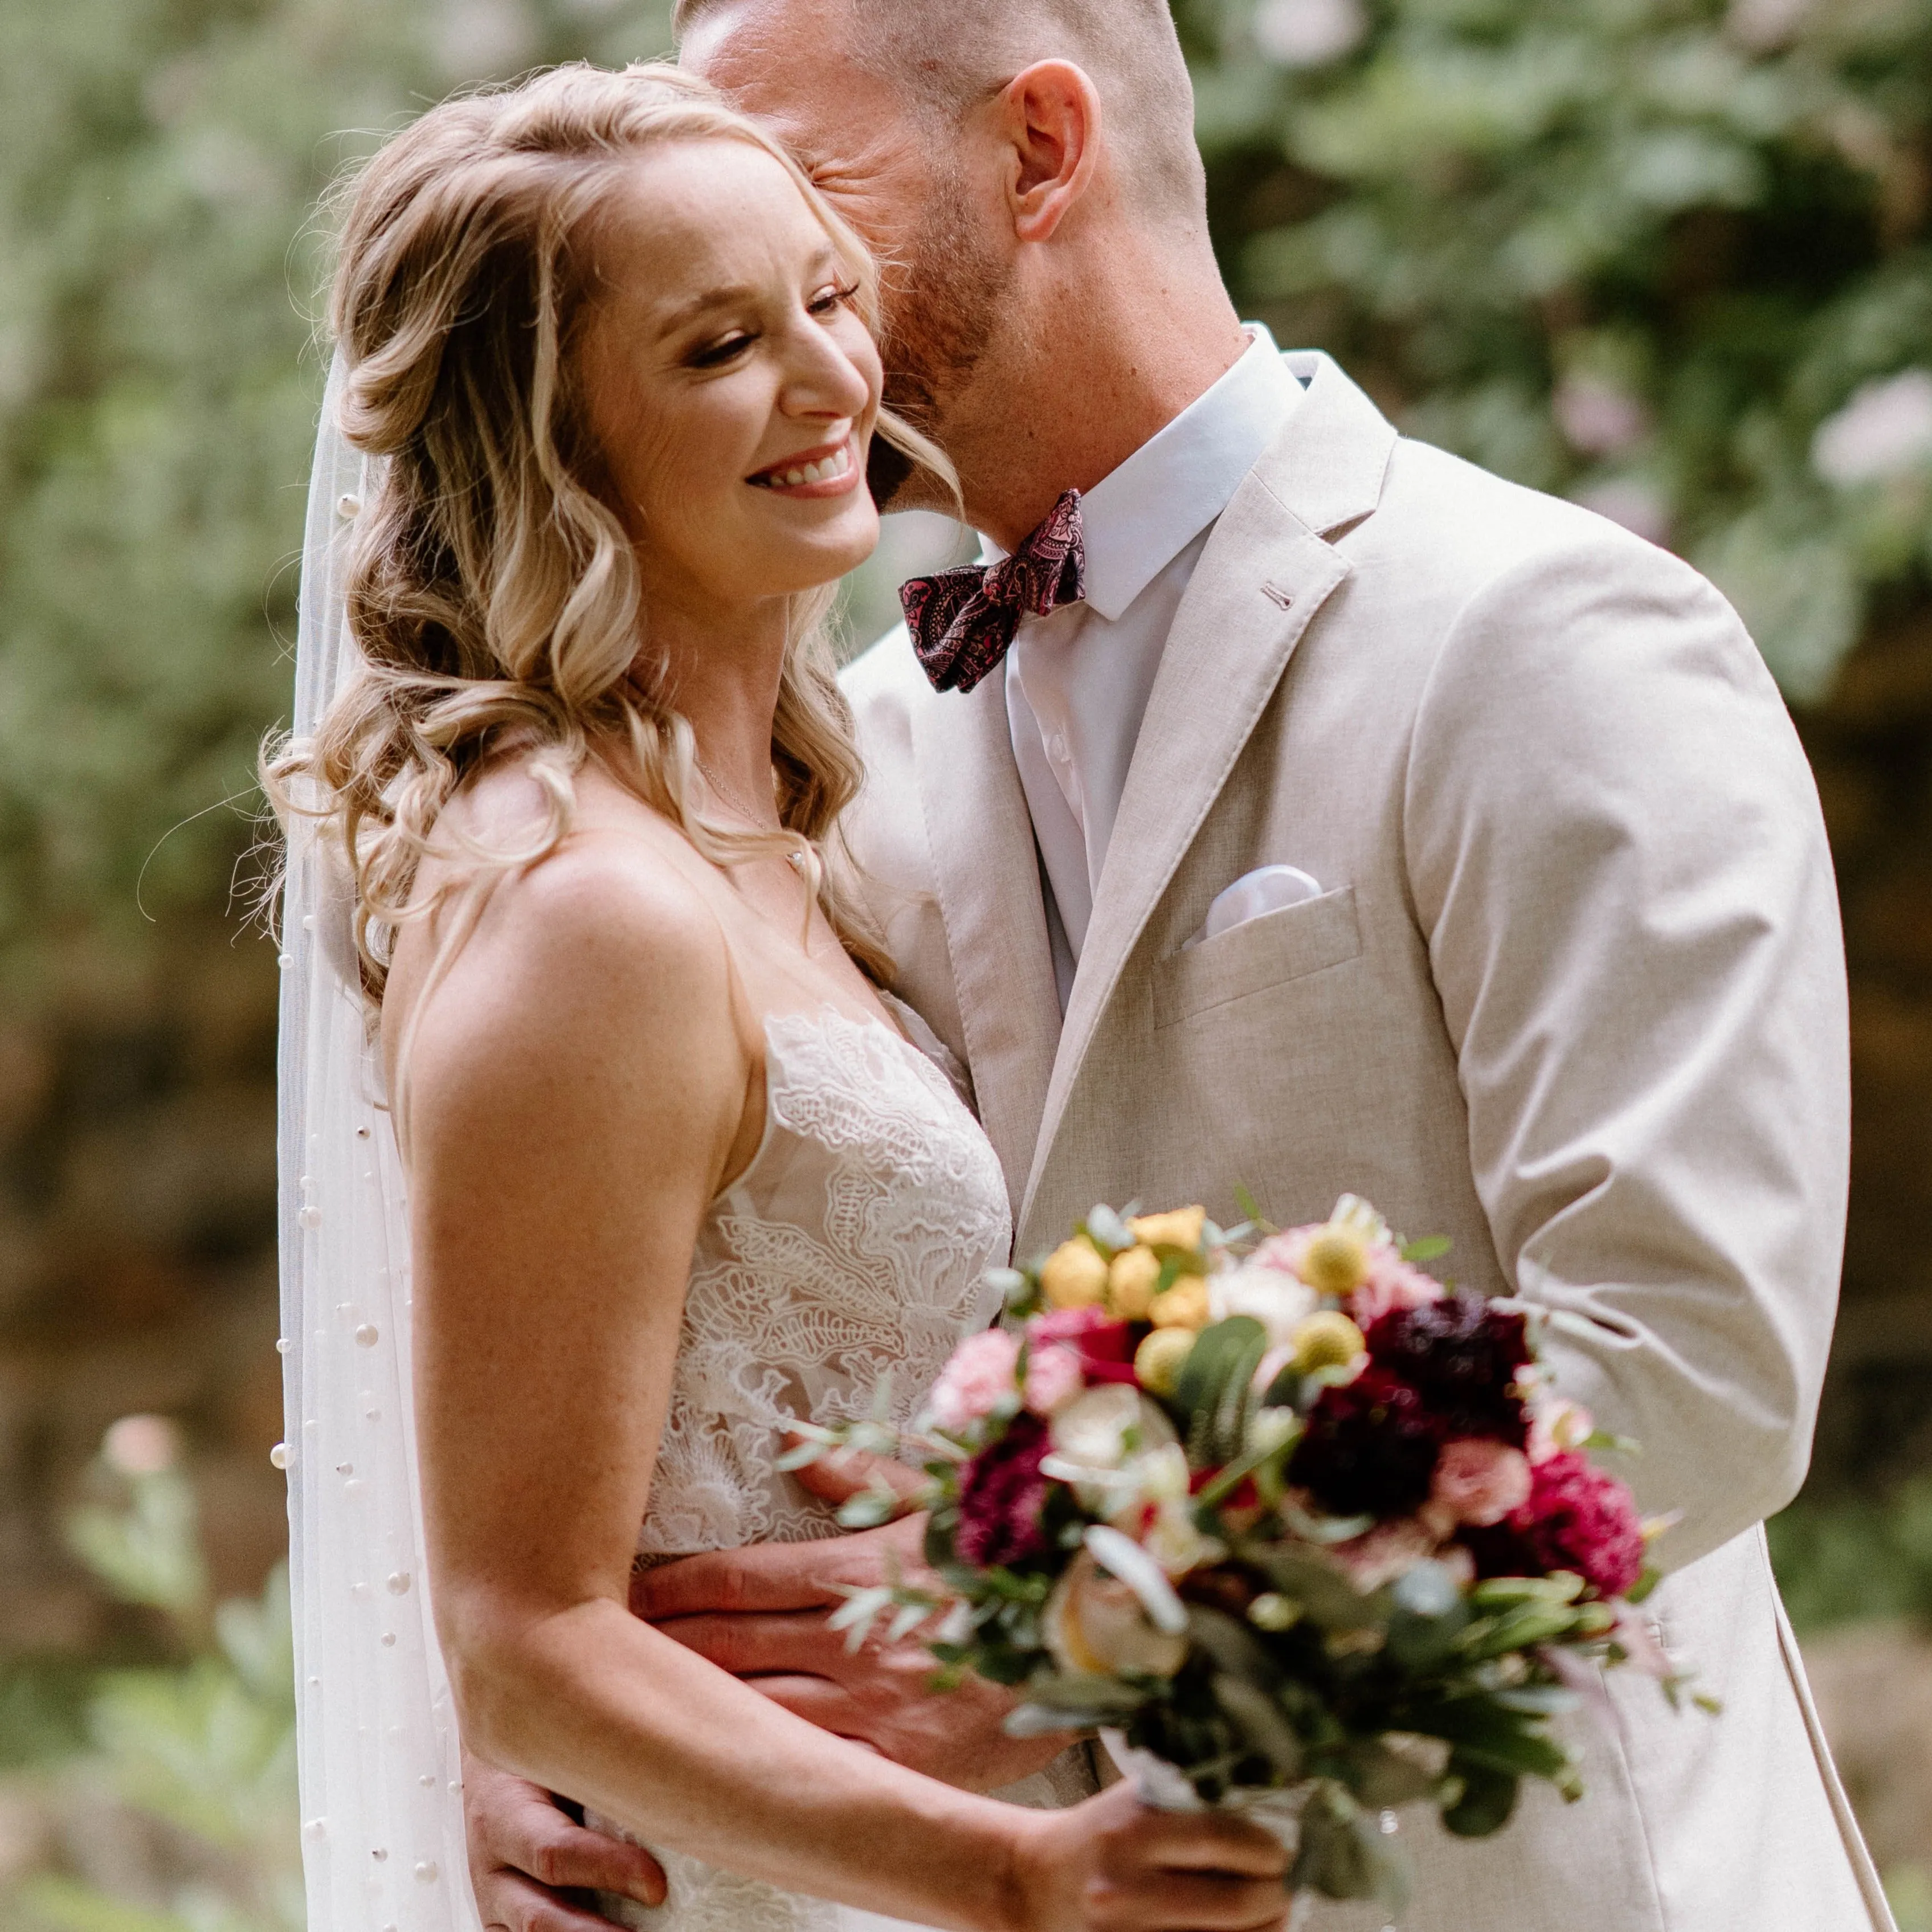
[1072,324,1303,622]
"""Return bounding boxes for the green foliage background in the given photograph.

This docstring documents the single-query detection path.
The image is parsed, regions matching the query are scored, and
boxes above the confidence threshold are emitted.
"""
[1,0,1929,1925]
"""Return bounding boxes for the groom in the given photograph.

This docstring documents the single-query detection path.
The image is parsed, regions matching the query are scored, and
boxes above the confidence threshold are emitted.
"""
[467,2,1890,1927]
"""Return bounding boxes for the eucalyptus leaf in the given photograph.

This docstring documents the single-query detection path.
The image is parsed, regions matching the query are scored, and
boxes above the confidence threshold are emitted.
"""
[1442,1763,1520,1838]
[1210,1672,1305,1778]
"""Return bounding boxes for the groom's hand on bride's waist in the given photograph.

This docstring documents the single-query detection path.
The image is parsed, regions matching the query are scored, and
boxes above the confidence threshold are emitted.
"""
[462,1751,666,1932]
[631,1450,1069,1792]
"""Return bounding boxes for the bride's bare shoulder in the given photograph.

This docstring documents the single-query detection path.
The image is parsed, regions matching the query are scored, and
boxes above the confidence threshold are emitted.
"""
[393,761,734,1065]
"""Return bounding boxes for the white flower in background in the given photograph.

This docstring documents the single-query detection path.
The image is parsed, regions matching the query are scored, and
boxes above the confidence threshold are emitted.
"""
[103,1414,179,1477]
[1725,0,1813,54]
[1812,370,1932,488]
[1210,1263,1318,1347]
[1253,0,1368,69]
[1553,374,1649,456]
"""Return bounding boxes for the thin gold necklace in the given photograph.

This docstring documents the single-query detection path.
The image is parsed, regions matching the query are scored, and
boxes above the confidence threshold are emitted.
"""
[696,754,779,831]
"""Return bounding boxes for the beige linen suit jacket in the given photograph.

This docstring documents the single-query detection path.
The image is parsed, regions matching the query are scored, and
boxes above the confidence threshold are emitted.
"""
[839,353,1892,1931]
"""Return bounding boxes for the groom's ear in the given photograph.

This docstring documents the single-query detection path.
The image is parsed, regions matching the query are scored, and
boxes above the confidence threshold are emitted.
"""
[998,60,1103,245]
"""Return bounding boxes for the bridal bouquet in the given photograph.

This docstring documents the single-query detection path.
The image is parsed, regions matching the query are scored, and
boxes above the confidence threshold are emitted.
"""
[791,1196,1701,1916]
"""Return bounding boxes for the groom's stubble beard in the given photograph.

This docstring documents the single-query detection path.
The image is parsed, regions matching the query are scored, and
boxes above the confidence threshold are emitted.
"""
[866,156,1014,513]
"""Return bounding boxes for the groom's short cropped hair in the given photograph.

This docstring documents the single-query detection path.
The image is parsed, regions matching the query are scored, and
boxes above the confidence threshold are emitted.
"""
[673,0,1206,226]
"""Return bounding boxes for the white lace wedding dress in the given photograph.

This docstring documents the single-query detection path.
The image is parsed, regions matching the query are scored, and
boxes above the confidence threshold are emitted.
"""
[587,996,1030,1932]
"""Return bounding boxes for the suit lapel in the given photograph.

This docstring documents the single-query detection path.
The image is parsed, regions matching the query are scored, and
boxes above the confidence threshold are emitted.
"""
[910,671,1062,1220]
[1019,354,1399,1226]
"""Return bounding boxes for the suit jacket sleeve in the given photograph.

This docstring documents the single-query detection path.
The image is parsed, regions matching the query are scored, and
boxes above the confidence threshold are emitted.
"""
[1402,528,1849,1567]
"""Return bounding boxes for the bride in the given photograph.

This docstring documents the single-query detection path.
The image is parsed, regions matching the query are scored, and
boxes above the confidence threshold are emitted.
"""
[269,60,1290,1932]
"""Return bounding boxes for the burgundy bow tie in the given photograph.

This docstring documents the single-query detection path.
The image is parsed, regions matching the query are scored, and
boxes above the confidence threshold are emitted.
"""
[900,491,1085,695]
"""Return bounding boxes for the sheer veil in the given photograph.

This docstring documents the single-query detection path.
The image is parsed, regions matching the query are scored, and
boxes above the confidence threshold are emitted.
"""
[277,352,480,1932]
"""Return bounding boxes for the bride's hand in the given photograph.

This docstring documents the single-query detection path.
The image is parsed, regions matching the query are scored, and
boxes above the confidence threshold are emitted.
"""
[1009,1782,1291,1932]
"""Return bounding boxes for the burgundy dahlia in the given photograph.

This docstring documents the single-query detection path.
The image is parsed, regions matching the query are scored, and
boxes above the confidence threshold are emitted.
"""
[1365,1293,1531,1446]
[954,1412,1055,1569]
[1289,1366,1441,1518]
[1500,1449,1646,1598]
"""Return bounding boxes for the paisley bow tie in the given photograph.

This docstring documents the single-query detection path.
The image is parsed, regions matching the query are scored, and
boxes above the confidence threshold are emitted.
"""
[900,491,1086,695]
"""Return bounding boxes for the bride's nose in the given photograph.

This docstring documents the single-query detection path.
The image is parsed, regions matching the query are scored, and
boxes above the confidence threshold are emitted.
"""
[776,321,874,424]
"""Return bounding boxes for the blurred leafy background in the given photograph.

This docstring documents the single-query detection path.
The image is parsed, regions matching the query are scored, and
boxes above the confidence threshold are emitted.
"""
[0,0,1929,1925]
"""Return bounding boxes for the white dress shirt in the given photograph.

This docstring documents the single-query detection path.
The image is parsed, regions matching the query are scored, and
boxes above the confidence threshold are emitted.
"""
[1001,326,1306,1007]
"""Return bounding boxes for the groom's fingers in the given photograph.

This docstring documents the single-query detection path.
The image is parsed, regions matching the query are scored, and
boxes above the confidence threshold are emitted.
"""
[784,1436,930,1506]
[653,1609,883,1676]
[474,1870,628,1932]
[464,1760,667,1912]
[631,1514,931,1620]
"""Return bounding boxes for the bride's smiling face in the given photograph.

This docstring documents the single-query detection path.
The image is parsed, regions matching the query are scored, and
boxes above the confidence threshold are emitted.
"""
[577,138,884,623]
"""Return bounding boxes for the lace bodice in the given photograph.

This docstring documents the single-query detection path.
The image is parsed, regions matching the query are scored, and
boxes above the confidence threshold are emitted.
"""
[638,1003,1012,1558]
[591,1004,1071,1932]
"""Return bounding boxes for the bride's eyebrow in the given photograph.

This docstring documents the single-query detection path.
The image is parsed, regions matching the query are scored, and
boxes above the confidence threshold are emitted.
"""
[657,283,761,333]
[655,248,842,336]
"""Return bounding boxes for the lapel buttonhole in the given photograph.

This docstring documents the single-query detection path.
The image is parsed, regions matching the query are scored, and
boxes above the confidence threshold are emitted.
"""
[1261,582,1294,610]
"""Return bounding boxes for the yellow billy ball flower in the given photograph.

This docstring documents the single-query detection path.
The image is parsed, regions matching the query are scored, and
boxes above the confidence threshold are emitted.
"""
[1041,1238,1109,1309]
[1108,1244,1162,1319]
[1129,1206,1207,1253]
[1300,1228,1370,1295]
[1149,1277,1212,1331]
[1290,1310,1367,1375]
[1134,1326,1196,1396]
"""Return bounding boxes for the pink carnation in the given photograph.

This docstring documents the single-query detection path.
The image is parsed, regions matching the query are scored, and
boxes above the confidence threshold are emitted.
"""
[1430,1439,1533,1528]
[926,1329,1022,1432]
[1248,1227,1321,1277]
[1022,1343,1086,1418]
[1508,1451,1645,1599]
[1351,1254,1446,1329]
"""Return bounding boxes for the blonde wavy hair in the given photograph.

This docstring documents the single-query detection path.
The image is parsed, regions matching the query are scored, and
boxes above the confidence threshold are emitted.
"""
[266,62,949,1002]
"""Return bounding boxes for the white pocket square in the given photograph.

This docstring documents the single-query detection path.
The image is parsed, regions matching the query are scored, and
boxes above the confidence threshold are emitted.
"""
[1187,864,1325,949]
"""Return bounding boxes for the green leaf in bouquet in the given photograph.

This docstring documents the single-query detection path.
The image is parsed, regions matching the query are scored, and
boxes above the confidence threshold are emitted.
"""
[836,1487,902,1530]
[1275,1502,1377,1546]
[1386,1562,1472,1670]
[1186,1605,1284,1690]
[1624,1566,1663,1605]
[1471,1572,1584,1608]
[1399,1236,1452,1264]
[1019,1672,1151,1716]
[1173,1316,1268,1465]
[1490,1684,1582,1717]
[1457,1601,1586,1658]
[985,1267,1031,1312]
[1437,1719,1574,1785]
[1003,1702,1098,1738]
[1241,1546,1391,1632]
[1441,1762,1520,1837]
[1208,1672,1304,1780]
[1337,1739,1438,1810]
[1289,1782,1408,1913]
[1084,1204,1135,1255]
[829,1584,897,1647]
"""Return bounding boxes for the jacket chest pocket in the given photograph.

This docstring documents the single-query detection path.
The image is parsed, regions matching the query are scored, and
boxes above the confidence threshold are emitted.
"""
[1151,887,1362,1029]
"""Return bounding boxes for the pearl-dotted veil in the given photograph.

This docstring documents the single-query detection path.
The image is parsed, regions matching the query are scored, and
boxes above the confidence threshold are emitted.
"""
[278,353,480,1932]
